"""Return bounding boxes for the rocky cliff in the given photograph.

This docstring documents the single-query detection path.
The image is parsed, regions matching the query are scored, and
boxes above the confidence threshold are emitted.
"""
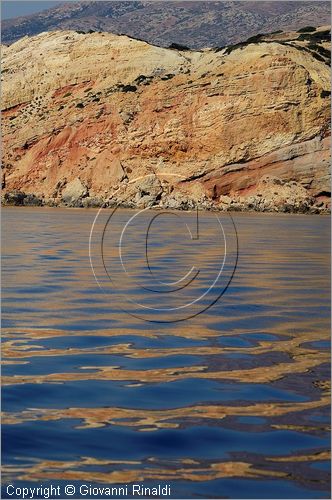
[1,27,331,212]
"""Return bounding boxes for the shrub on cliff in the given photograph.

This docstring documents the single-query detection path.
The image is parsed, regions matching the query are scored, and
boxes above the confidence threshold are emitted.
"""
[168,42,190,51]
[297,26,316,33]
[118,84,137,92]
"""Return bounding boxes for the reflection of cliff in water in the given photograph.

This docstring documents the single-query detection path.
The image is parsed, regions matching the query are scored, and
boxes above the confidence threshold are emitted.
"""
[2,208,330,498]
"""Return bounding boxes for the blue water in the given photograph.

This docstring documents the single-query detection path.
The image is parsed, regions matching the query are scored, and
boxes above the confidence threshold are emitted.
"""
[2,208,331,498]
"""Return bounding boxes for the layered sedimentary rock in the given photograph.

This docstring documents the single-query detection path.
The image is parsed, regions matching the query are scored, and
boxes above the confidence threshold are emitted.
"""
[1,27,331,212]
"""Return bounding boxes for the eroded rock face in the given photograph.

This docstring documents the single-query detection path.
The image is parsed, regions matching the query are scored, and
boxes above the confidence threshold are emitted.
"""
[1,28,331,212]
[61,178,88,207]
[219,176,317,213]
[134,176,162,208]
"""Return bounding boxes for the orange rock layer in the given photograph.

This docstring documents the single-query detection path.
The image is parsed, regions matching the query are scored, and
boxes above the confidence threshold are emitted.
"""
[1,28,331,212]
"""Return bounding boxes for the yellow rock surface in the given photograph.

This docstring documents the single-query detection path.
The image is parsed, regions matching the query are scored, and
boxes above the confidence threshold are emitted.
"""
[2,29,331,211]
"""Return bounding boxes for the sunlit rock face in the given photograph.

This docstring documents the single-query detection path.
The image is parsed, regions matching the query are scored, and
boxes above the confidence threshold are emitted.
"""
[1,27,331,212]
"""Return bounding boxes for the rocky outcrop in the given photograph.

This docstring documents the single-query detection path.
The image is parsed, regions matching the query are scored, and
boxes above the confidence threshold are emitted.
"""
[1,27,331,212]
[2,191,43,206]
[61,178,88,207]
[219,176,318,213]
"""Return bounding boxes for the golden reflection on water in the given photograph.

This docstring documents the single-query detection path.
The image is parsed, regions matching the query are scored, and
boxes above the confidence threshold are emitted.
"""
[2,209,330,496]
[2,394,330,430]
[2,457,289,484]
[2,451,330,486]
[1,320,330,386]
[1,350,330,386]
